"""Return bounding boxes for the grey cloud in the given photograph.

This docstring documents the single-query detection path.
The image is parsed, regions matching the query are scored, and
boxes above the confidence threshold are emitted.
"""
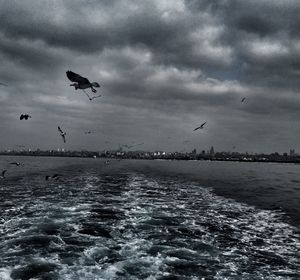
[0,0,299,153]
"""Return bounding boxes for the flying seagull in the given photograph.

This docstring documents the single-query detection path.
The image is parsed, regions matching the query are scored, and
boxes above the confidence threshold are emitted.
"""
[66,71,100,93]
[193,122,207,131]
[84,131,95,135]
[10,162,21,166]
[241,97,246,103]
[89,94,102,101]
[58,126,66,143]
[0,170,7,179]
[45,174,62,181]
[20,114,31,120]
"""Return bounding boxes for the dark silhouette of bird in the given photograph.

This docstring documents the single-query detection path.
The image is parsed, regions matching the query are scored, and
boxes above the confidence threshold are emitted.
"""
[66,71,100,93]
[0,170,7,179]
[58,126,66,143]
[84,131,95,135]
[89,94,102,101]
[20,114,31,120]
[10,162,21,166]
[45,174,62,181]
[241,97,246,103]
[193,122,207,131]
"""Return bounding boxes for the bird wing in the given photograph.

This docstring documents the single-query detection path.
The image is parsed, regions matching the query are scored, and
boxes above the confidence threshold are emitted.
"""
[66,71,90,84]
[201,121,207,128]
[58,126,63,134]
[193,126,201,131]
[20,115,24,120]
[61,134,66,143]
[2,170,7,177]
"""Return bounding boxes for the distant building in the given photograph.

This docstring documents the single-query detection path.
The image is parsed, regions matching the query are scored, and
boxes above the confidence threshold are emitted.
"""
[210,146,215,156]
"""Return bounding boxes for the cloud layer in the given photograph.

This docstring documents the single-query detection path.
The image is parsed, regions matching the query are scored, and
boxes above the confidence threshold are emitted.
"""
[0,0,299,153]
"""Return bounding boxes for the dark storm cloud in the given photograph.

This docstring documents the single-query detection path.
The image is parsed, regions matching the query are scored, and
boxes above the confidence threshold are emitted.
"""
[0,0,299,153]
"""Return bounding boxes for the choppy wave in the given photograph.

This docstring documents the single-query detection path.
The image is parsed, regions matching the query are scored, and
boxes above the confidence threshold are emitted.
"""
[0,170,299,280]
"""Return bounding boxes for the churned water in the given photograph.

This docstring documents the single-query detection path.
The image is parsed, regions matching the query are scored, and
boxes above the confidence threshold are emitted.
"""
[0,156,299,279]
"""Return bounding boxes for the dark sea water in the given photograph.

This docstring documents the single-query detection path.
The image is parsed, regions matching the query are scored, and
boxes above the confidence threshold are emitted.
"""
[0,156,299,280]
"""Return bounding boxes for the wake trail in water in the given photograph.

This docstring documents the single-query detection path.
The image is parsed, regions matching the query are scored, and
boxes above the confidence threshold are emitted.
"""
[0,172,299,279]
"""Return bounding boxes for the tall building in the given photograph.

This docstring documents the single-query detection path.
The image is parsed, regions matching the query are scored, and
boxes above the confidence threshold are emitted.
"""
[210,146,215,156]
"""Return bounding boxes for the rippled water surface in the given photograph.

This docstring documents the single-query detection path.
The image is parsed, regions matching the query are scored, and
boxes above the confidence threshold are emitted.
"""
[0,157,299,279]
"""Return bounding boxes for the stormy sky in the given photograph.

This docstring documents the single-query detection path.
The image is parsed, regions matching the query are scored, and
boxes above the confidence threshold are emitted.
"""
[0,0,299,154]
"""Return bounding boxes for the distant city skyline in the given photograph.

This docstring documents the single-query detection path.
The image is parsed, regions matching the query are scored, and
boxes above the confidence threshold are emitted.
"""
[1,146,298,157]
[0,1,300,153]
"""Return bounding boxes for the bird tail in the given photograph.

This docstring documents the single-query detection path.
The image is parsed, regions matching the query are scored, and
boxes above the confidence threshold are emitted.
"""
[91,82,100,87]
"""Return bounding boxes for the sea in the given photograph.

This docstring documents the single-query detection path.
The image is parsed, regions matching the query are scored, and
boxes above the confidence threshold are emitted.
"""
[0,156,299,280]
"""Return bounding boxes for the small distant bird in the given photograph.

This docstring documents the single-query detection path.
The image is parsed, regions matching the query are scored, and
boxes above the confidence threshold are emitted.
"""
[10,162,21,166]
[241,97,246,103]
[0,170,7,179]
[84,131,95,135]
[193,122,207,131]
[45,174,62,181]
[89,94,102,101]
[20,114,31,120]
[58,126,66,143]
[0,82,8,87]
[104,160,110,165]
[66,71,100,93]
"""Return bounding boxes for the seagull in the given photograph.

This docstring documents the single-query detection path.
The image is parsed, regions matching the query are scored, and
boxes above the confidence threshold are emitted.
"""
[241,97,246,103]
[84,131,95,135]
[10,162,21,166]
[66,71,100,93]
[0,170,7,179]
[193,122,207,131]
[20,114,31,120]
[58,126,66,143]
[45,174,62,181]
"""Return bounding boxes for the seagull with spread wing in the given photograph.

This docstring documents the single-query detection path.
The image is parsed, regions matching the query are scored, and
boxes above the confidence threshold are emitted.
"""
[58,126,66,143]
[10,162,21,166]
[20,114,31,120]
[45,174,62,181]
[193,121,207,131]
[241,97,246,103]
[0,170,7,179]
[66,70,100,93]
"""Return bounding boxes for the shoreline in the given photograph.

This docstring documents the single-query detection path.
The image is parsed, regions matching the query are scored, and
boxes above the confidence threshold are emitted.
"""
[1,153,299,164]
